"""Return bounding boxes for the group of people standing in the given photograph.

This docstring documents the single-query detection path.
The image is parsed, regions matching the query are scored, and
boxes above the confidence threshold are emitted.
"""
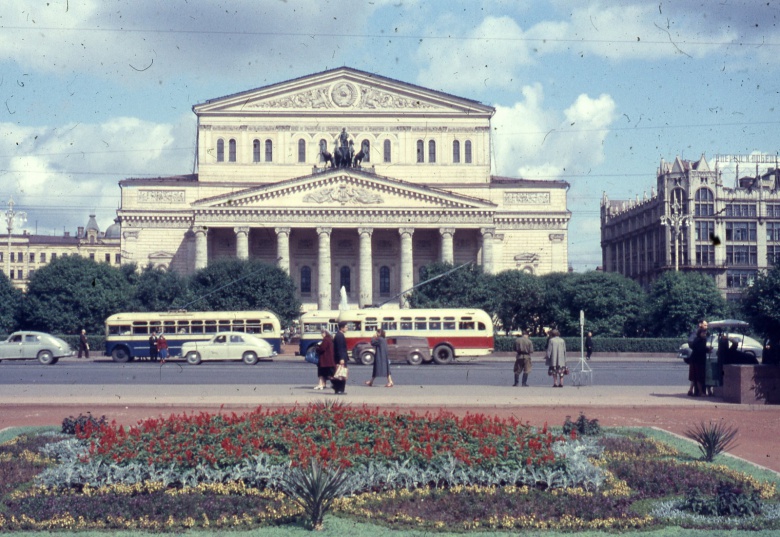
[513,328,571,388]
[147,330,169,363]
[313,322,393,394]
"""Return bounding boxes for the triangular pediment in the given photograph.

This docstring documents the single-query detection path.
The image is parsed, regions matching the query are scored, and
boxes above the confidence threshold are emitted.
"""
[193,67,494,117]
[193,169,496,211]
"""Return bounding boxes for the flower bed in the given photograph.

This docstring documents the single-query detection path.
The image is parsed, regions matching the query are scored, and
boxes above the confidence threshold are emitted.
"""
[0,405,778,533]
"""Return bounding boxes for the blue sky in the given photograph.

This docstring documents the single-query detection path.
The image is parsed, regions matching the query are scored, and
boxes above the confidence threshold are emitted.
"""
[1,0,779,271]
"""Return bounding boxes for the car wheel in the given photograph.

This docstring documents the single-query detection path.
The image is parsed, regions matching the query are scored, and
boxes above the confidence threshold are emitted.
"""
[186,351,202,365]
[407,351,424,366]
[243,351,258,365]
[432,345,454,365]
[112,347,130,363]
[359,350,375,366]
[37,350,55,365]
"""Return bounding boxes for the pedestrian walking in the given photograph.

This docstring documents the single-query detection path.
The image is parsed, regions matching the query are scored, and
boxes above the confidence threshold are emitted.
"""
[314,329,336,390]
[78,329,90,359]
[585,331,594,361]
[545,329,567,388]
[149,330,159,362]
[365,328,393,387]
[331,321,349,394]
[513,330,533,387]
[157,333,169,364]
[688,324,709,397]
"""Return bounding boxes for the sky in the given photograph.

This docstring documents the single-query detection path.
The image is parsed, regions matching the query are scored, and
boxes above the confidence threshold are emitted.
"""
[1,0,779,271]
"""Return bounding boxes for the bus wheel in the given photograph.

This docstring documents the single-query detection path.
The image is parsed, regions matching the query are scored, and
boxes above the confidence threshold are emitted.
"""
[243,351,258,365]
[432,345,454,365]
[359,351,375,366]
[407,351,424,366]
[186,352,202,365]
[111,347,130,363]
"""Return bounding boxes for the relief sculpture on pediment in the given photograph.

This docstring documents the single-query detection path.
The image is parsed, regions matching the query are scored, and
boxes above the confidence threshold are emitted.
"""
[303,184,384,205]
[246,82,438,111]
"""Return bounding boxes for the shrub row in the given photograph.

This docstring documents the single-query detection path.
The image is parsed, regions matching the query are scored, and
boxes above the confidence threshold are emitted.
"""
[494,336,681,354]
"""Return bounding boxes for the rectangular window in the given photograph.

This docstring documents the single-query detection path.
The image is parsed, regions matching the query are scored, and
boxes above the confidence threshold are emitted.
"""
[414,317,427,330]
[768,222,780,242]
[400,317,413,330]
[381,317,397,331]
[726,245,757,265]
[40,253,45,263]
[10,252,14,263]
[89,253,95,261]
[364,317,378,333]
[769,245,780,265]
[725,222,757,242]
[725,204,757,217]
[768,204,780,218]
[0,252,3,262]
[443,316,456,330]
[727,269,756,288]
[17,270,22,279]
[696,245,715,266]
[29,253,35,263]
[51,253,57,261]
[205,320,217,333]
[115,253,121,264]
[9,270,14,279]
[429,317,441,330]
[190,321,204,334]
[105,253,111,263]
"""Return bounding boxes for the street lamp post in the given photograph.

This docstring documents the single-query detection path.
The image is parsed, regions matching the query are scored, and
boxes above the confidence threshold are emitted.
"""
[660,197,690,272]
[4,197,27,279]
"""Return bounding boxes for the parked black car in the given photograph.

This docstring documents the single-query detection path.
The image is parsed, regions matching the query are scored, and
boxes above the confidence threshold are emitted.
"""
[351,336,429,366]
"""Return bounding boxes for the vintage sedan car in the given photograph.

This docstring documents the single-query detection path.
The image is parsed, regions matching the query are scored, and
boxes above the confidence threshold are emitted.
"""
[677,320,762,363]
[0,331,74,365]
[352,336,429,366]
[181,332,276,365]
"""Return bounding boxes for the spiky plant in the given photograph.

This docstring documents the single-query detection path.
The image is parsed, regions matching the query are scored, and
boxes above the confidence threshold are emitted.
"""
[308,398,349,411]
[280,458,350,531]
[684,420,739,462]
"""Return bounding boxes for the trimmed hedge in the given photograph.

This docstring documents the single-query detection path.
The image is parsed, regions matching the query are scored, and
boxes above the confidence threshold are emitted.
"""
[495,336,681,354]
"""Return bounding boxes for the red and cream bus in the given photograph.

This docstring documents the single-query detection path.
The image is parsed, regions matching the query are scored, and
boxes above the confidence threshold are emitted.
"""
[336,308,494,364]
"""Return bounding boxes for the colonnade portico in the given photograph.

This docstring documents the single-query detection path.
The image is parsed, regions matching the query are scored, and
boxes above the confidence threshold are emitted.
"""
[191,223,496,308]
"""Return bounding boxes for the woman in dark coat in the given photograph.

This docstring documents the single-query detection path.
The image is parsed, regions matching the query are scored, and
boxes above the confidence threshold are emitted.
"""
[688,327,709,396]
[365,328,393,387]
[314,329,336,390]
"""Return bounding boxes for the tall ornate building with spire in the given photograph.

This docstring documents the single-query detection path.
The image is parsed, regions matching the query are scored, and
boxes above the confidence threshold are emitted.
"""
[118,67,571,310]
[601,154,780,300]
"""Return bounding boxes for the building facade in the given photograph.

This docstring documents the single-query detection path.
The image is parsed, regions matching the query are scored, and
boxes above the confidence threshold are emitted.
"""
[1,215,121,291]
[118,67,571,310]
[601,155,780,300]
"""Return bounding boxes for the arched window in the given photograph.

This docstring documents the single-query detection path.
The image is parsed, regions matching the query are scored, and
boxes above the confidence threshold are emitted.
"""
[416,140,424,163]
[340,266,351,293]
[264,139,273,162]
[383,140,391,163]
[360,140,370,162]
[453,140,460,163]
[300,266,311,294]
[253,139,261,163]
[465,140,472,164]
[228,139,237,162]
[695,188,714,216]
[428,140,436,163]
[379,266,391,294]
[216,139,225,162]
[298,139,306,163]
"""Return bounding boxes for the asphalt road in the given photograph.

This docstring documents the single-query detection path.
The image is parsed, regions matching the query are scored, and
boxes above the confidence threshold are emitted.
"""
[0,358,688,387]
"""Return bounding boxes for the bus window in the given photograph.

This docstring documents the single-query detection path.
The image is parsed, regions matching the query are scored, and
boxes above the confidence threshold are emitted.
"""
[133,321,149,335]
[109,325,131,335]
[346,321,362,332]
[414,317,427,330]
[262,323,274,333]
[191,321,204,334]
[164,321,176,334]
[382,317,397,331]
[150,321,162,332]
[218,320,231,332]
[478,322,486,330]
[429,317,441,330]
[443,317,456,330]
[364,317,378,332]
[246,320,261,333]
[459,320,475,330]
[205,320,217,333]
[400,317,413,330]
[177,321,190,334]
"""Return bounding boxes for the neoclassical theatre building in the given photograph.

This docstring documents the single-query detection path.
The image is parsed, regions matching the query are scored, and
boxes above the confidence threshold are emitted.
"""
[118,67,570,310]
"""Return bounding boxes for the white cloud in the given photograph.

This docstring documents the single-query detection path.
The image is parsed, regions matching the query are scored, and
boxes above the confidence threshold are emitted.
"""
[491,84,616,179]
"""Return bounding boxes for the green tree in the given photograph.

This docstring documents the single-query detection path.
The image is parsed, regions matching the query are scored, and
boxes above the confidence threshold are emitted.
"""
[537,272,577,334]
[741,263,780,338]
[494,270,545,334]
[187,258,301,326]
[0,271,22,334]
[132,264,193,312]
[563,271,646,337]
[646,271,728,337]
[21,255,133,335]
[408,262,499,316]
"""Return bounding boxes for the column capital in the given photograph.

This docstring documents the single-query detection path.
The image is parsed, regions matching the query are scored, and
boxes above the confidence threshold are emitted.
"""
[275,227,291,236]
[316,227,332,237]
[357,227,374,237]
[233,226,250,236]
[398,227,415,238]
[549,233,565,242]
[480,227,496,238]
[193,226,208,237]
[439,227,456,237]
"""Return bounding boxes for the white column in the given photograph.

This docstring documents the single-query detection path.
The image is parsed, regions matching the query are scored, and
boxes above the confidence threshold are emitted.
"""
[358,227,373,307]
[194,227,208,270]
[480,227,495,274]
[439,227,455,264]
[317,227,332,310]
[234,226,249,260]
[275,227,290,273]
[399,227,414,308]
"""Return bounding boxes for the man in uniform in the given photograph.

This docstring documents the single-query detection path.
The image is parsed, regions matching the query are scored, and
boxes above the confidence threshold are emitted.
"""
[513,330,533,387]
